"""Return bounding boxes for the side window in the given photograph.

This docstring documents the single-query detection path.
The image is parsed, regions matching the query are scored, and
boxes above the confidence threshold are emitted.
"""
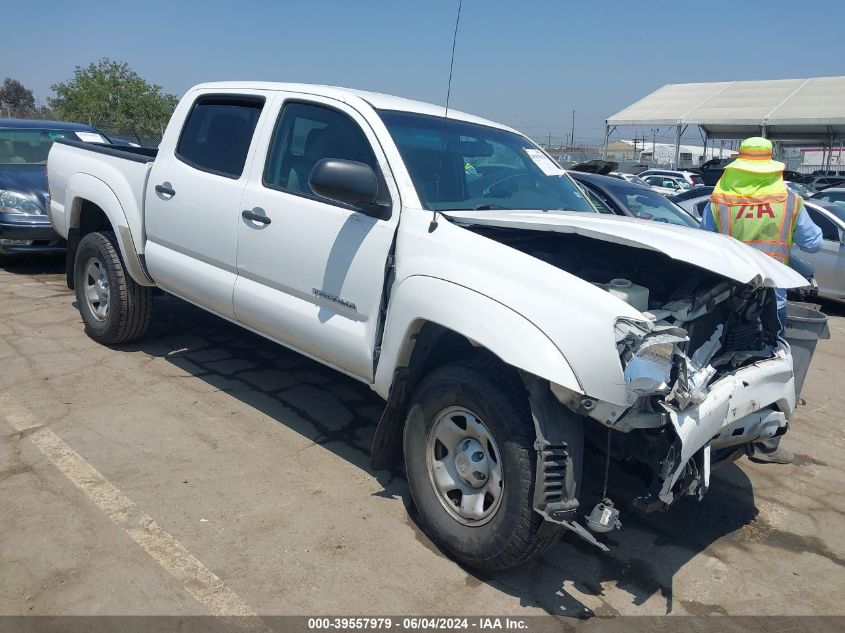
[583,183,616,213]
[582,185,612,213]
[806,207,840,242]
[263,101,377,198]
[176,96,264,178]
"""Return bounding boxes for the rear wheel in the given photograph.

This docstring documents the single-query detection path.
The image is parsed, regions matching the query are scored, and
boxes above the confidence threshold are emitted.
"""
[403,359,560,571]
[74,231,152,344]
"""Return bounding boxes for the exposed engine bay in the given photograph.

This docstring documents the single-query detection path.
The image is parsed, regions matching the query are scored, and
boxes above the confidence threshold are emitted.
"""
[468,225,790,513]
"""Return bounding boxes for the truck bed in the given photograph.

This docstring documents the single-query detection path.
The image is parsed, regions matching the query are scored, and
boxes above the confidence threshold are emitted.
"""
[47,138,156,260]
[55,139,158,163]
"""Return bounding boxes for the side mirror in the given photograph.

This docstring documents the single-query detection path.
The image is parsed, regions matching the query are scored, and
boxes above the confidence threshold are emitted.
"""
[309,158,382,213]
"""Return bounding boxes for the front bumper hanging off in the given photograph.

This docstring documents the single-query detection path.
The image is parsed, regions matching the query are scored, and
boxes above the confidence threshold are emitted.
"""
[656,346,795,505]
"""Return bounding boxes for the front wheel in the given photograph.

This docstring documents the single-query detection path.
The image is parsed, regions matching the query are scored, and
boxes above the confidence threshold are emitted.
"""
[403,359,560,571]
[74,231,152,345]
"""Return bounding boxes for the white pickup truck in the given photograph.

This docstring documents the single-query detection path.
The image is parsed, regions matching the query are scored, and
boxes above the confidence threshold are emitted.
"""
[47,82,806,571]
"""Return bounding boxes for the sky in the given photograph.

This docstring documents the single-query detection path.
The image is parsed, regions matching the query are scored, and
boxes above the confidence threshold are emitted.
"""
[4,0,845,146]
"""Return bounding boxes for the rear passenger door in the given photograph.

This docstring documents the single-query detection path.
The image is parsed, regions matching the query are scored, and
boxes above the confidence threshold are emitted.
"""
[234,95,399,381]
[144,91,267,318]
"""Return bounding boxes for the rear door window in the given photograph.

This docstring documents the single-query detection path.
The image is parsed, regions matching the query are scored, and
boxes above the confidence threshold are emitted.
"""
[176,95,264,178]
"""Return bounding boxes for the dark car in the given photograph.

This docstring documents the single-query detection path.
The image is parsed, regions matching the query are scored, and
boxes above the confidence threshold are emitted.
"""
[0,119,110,260]
[569,171,699,227]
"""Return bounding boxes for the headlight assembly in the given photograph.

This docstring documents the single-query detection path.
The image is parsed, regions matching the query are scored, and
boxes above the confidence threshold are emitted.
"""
[0,189,44,215]
[615,317,688,397]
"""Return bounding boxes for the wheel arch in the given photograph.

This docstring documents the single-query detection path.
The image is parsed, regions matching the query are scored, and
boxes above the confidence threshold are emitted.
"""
[370,275,583,469]
[65,174,154,289]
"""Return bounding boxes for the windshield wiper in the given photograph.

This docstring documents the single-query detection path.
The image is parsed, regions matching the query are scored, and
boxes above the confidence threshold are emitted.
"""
[474,203,509,210]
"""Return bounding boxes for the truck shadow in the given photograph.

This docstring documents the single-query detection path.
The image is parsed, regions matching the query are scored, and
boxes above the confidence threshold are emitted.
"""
[127,293,768,618]
[477,458,759,617]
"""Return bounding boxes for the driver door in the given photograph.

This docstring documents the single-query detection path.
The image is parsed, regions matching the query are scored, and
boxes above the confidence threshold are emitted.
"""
[233,94,400,380]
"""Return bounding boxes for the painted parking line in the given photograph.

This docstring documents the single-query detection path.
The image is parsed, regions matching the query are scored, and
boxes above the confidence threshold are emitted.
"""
[0,389,267,627]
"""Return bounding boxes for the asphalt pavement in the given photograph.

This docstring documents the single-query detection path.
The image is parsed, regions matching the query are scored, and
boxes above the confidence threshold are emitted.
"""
[1,256,844,621]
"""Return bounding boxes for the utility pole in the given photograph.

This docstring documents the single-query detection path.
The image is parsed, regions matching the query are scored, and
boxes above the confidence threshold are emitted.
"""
[547,132,552,150]
[570,110,575,150]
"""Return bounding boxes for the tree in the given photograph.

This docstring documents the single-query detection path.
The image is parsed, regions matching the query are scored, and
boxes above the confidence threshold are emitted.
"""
[0,78,36,117]
[49,58,178,143]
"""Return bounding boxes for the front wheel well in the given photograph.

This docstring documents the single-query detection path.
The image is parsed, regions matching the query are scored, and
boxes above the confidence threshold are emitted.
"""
[370,322,517,470]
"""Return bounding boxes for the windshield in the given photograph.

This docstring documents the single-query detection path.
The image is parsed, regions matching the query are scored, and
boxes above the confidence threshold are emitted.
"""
[378,110,594,213]
[0,128,108,165]
[603,182,698,227]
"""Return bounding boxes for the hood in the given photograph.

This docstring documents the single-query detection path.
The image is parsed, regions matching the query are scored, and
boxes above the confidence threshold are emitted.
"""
[442,210,807,289]
[0,164,48,211]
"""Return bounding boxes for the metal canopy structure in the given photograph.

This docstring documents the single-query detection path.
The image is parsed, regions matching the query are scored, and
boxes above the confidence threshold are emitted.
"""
[603,76,845,166]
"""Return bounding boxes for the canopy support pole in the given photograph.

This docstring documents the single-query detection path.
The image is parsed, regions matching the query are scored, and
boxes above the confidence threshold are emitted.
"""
[673,124,687,169]
[602,124,616,160]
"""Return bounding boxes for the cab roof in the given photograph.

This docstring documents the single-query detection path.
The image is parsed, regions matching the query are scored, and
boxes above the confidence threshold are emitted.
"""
[190,82,518,133]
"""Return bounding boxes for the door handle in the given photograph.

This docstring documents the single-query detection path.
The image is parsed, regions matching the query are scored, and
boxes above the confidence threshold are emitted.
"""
[242,209,271,225]
[155,184,176,196]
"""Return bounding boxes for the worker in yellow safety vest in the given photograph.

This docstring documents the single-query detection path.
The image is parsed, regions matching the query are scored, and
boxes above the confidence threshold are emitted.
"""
[700,137,822,464]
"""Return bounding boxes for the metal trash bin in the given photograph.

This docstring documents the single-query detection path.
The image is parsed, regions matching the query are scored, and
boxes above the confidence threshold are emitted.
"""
[784,301,830,400]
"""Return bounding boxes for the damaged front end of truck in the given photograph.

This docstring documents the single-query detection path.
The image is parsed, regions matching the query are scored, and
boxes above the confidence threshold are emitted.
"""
[606,280,792,511]
[445,210,805,529]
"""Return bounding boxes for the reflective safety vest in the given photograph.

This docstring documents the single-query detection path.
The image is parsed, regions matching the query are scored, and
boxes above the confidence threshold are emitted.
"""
[710,190,802,263]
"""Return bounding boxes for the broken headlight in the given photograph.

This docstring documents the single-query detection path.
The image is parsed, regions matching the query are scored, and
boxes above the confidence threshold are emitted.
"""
[615,318,688,398]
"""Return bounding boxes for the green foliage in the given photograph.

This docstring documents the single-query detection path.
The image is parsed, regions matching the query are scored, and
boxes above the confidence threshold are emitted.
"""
[0,78,36,116]
[49,58,178,142]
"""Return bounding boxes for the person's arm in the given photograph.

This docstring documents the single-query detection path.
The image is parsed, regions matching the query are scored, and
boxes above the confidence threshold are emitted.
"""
[699,202,718,232]
[793,201,823,253]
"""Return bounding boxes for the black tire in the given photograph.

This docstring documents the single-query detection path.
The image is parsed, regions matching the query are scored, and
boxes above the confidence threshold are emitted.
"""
[74,231,152,345]
[403,358,561,571]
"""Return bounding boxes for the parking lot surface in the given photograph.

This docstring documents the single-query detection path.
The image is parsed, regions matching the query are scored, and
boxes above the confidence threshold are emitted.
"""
[2,257,844,619]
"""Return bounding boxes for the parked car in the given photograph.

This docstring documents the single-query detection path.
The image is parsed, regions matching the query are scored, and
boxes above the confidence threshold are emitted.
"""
[811,187,845,207]
[570,171,698,227]
[610,171,668,190]
[808,175,845,191]
[640,173,695,194]
[0,119,110,260]
[637,169,704,188]
[786,180,815,199]
[793,200,845,301]
[667,186,714,218]
[47,81,807,571]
